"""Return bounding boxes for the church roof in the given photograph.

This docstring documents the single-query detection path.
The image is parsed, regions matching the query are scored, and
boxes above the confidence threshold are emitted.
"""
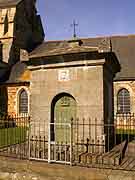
[0,0,22,8]
[29,35,135,81]
[29,41,98,58]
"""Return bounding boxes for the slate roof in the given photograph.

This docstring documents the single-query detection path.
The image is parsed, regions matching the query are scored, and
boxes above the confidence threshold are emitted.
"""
[0,0,22,8]
[29,42,98,57]
[29,35,135,81]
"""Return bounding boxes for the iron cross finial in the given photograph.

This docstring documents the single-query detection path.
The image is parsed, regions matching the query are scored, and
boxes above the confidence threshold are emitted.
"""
[71,20,78,38]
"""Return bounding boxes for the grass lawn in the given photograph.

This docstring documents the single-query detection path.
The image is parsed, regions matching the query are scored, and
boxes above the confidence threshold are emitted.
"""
[0,127,28,148]
[116,128,135,135]
[116,129,135,144]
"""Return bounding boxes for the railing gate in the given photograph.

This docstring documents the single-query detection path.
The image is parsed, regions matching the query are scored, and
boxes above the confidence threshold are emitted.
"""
[49,122,72,164]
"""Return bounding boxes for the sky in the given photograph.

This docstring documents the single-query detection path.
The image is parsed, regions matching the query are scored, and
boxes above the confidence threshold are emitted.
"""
[37,0,135,40]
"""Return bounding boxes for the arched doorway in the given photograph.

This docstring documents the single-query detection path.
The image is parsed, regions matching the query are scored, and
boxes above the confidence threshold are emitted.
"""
[50,93,76,163]
[51,93,76,142]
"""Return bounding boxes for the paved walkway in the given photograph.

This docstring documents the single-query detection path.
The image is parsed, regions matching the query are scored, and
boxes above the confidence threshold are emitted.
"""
[0,157,135,180]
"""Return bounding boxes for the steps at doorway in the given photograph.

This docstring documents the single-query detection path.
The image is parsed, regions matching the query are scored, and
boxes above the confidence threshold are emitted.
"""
[79,140,128,166]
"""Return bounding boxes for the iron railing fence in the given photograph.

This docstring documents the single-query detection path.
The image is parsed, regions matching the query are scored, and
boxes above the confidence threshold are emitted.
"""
[29,114,135,170]
[0,114,30,159]
[115,113,135,128]
[71,117,135,170]
[1,113,135,171]
[30,135,48,161]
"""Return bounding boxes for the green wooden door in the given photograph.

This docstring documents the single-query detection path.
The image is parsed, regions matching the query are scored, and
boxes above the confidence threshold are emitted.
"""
[54,95,76,143]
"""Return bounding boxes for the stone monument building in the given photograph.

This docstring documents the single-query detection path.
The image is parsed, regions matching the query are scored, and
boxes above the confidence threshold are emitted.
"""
[28,38,120,154]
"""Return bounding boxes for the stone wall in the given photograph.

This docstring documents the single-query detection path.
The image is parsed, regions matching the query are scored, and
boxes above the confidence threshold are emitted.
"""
[7,85,30,115]
[30,65,104,137]
[0,84,30,115]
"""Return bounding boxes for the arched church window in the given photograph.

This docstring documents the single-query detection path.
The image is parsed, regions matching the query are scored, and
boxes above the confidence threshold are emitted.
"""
[18,89,28,114]
[117,88,130,114]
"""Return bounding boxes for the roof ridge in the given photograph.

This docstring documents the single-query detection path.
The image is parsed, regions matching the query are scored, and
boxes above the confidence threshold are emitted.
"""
[81,34,135,41]
[44,40,66,43]
[44,34,135,42]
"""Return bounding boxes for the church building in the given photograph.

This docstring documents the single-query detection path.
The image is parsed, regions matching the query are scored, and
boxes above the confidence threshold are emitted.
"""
[0,0,134,163]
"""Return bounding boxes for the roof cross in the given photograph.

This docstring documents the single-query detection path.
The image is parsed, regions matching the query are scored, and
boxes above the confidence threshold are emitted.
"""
[71,20,78,38]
